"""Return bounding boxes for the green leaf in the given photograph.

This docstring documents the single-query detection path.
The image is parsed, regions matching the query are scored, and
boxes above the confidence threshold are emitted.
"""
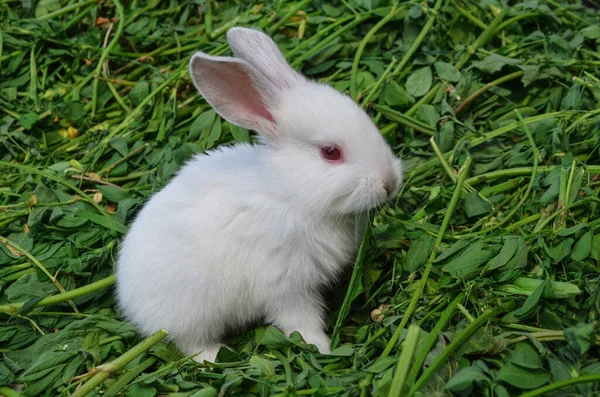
[557,223,588,236]
[19,112,40,129]
[189,110,216,141]
[445,366,489,393]
[520,65,540,87]
[34,0,61,18]
[204,117,222,149]
[509,342,542,370]
[571,231,592,261]
[484,236,526,273]
[329,345,355,356]
[463,191,492,218]
[496,362,550,389]
[383,80,415,107]
[76,211,127,234]
[249,355,276,377]
[581,25,600,39]
[472,54,522,74]
[435,238,474,262]
[502,280,548,323]
[365,356,396,373]
[96,185,131,202]
[229,124,250,143]
[442,240,496,279]
[405,66,432,97]
[561,84,582,109]
[188,387,219,397]
[546,238,574,262]
[129,81,149,107]
[564,323,597,355]
[434,61,461,82]
[6,273,56,303]
[404,234,435,272]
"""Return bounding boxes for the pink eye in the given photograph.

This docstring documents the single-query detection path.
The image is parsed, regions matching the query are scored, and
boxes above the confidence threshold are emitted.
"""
[320,145,343,162]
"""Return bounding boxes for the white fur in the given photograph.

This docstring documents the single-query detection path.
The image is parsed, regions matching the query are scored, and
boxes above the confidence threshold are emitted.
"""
[116,28,402,363]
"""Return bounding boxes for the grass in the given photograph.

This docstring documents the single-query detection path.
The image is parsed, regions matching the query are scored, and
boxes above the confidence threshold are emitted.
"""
[1,0,600,396]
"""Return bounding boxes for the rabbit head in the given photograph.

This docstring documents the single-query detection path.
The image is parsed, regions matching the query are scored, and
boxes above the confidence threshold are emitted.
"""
[189,28,402,216]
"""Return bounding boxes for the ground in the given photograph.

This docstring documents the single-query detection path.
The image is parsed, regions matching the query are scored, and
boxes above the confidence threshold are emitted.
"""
[1,1,600,396]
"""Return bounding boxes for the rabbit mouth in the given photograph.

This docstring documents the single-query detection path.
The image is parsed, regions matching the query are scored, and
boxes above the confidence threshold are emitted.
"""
[335,179,392,214]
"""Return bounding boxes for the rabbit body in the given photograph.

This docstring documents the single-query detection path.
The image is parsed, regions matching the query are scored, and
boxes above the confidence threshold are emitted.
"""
[118,144,358,361]
[116,27,402,363]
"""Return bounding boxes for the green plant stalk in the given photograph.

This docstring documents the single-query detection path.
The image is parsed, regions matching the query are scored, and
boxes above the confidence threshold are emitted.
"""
[0,161,107,215]
[480,178,520,197]
[388,325,420,397]
[558,167,568,209]
[408,112,568,180]
[0,386,20,397]
[391,0,444,77]
[0,23,3,71]
[286,14,357,59]
[103,357,157,397]
[4,268,35,282]
[29,44,38,109]
[0,275,116,314]
[209,16,241,40]
[531,200,588,235]
[468,110,539,235]
[0,235,78,312]
[404,6,509,118]
[361,58,396,107]
[268,0,311,33]
[407,302,513,396]
[71,329,168,397]
[381,157,472,358]
[204,0,213,34]
[350,5,403,98]
[493,12,538,36]
[456,7,508,70]
[452,4,487,29]
[102,74,131,113]
[271,350,294,389]
[291,14,368,67]
[374,105,435,136]
[37,0,97,21]
[518,374,600,397]
[505,213,541,231]
[91,0,125,119]
[457,304,476,323]
[455,71,524,114]
[430,137,476,193]
[556,166,568,230]
[82,66,185,164]
[273,387,345,397]
[466,165,600,186]
[363,0,443,106]
[405,293,464,387]
[331,226,371,348]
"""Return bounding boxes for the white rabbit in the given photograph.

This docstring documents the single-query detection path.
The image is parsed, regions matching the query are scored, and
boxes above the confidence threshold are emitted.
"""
[116,27,402,363]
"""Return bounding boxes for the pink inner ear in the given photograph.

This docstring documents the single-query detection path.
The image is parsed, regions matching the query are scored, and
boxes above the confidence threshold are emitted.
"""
[197,60,276,128]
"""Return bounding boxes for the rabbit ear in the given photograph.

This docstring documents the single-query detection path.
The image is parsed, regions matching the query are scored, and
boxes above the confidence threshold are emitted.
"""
[227,27,304,89]
[189,52,279,139]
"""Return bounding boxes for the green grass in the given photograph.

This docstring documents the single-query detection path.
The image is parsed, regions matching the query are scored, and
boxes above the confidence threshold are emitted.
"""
[1,0,600,396]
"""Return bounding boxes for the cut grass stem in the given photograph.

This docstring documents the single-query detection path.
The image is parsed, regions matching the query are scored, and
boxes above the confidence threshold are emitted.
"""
[380,157,472,359]
[71,329,168,397]
[0,276,116,314]
[388,325,420,396]
[407,301,514,397]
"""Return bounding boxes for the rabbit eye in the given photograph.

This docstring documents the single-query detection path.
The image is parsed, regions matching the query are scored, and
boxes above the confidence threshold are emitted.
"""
[320,145,343,162]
